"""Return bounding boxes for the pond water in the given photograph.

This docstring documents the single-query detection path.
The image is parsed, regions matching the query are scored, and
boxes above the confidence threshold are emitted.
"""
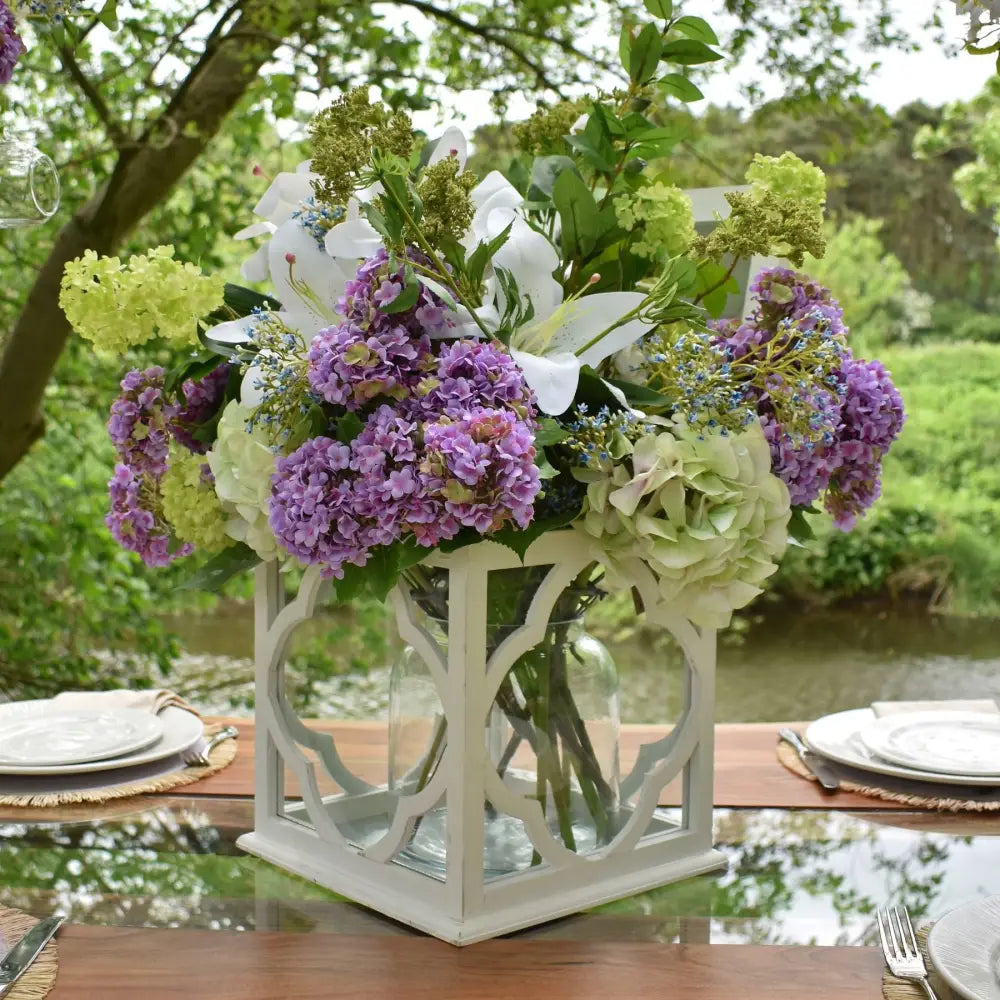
[163,605,1000,723]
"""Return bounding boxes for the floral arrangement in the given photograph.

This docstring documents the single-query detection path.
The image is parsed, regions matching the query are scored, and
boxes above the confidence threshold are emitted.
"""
[61,4,905,633]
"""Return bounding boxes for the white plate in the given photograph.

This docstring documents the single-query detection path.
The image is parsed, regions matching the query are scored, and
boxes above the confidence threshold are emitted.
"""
[0,705,163,766]
[804,709,1000,787]
[860,711,1000,777]
[928,895,1000,1000]
[0,702,203,775]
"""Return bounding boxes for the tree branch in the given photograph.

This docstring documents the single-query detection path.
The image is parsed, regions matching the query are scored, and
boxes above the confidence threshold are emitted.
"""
[0,0,307,482]
[391,0,560,93]
[57,43,130,149]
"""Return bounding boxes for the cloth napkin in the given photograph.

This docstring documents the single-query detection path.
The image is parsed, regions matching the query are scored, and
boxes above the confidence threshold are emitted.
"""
[871,698,999,718]
[52,688,199,717]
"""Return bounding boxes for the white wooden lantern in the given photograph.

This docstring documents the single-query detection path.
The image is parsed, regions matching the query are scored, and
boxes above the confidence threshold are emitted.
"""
[237,530,726,945]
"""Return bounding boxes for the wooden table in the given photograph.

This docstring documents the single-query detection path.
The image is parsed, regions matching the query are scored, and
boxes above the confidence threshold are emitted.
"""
[0,719,995,999]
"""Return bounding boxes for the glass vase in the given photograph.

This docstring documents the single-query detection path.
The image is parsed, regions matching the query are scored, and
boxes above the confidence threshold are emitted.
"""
[388,568,622,878]
[0,132,60,228]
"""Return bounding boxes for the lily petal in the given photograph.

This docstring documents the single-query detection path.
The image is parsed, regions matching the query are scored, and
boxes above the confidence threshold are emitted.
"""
[469,171,524,243]
[489,208,562,321]
[234,221,277,241]
[543,291,651,367]
[241,354,273,409]
[270,219,351,332]
[241,243,270,283]
[510,348,581,415]
[429,126,467,168]
[324,216,382,259]
[204,316,261,347]
[254,171,316,226]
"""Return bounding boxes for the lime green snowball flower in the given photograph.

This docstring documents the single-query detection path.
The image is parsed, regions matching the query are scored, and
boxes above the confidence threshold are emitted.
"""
[206,401,281,561]
[745,151,826,212]
[60,246,224,356]
[574,419,791,629]
[161,448,232,552]
[614,182,696,259]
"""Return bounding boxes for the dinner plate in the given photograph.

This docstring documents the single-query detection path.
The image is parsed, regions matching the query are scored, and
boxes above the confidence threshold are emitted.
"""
[859,711,1000,777]
[804,709,1000,787]
[0,702,203,775]
[927,895,1000,1000]
[0,705,164,766]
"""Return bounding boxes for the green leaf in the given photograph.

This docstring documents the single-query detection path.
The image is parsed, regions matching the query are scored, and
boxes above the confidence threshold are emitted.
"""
[488,508,581,561]
[695,261,740,318]
[629,23,663,84]
[221,282,282,318]
[535,417,569,446]
[643,0,673,17]
[335,411,364,445]
[661,39,724,65]
[180,544,259,592]
[466,220,513,288]
[564,134,615,173]
[535,455,559,479]
[670,15,719,45]
[98,0,119,30]
[361,201,393,242]
[164,351,226,395]
[574,367,628,412]
[552,169,601,259]
[788,506,818,545]
[529,155,577,199]
[618,23,633,74]
[380,277,421,314]
[660,73,704,103]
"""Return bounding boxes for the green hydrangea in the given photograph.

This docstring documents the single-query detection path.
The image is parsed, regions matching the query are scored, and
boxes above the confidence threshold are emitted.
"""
[745,151,826,210]
[615,182,696,259]
[60,246,224,356]
[573,419,790,628]
[206,401,281,561]
[161,448,232,553]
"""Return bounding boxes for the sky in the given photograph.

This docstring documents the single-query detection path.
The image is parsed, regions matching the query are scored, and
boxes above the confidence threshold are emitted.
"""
[407,0,997,135]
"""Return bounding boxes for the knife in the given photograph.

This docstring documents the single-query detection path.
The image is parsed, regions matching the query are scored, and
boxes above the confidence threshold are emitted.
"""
[778,728,841,792]
[0,916,65,996]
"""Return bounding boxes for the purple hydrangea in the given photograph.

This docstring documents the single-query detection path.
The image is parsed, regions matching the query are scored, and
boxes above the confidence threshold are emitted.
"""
[268,436,375,577]
[421,407,540,533]
[106,463,192,568]
[107,367,176,475]
[824,355,905,530]
[0,3,25,86]
[307,248,453,410]
[419,339,536,418]
[171,363,231,454]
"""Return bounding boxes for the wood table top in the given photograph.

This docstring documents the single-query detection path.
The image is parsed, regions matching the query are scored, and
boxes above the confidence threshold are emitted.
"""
[179,717,960,812]
[49,925,886,999]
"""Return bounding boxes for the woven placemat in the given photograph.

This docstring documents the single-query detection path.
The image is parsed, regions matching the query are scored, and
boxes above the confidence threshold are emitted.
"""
[0,725,238,809]
[777,741,1000,811]
[882,926,955,999]
[0,907,59,999]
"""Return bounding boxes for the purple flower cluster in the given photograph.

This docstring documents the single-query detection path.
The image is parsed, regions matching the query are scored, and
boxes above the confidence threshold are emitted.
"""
[270,397,541,577]
[715,268,904,527]
[308,249,452,410]
[107,367,175,475]
[107,464,192,568]
[824,355,905,529]
[171,362,231,454]
[0,2,25,86]
[105,367,189,566]
[422,408,539,534]
[419,339,536,418]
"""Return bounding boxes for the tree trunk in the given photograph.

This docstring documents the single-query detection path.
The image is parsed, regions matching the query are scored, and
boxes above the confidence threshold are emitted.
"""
[0,3,301,482]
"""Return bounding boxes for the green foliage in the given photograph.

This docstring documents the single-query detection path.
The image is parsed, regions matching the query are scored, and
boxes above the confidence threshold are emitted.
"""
[804,216,932,352]
[0,353,186,698]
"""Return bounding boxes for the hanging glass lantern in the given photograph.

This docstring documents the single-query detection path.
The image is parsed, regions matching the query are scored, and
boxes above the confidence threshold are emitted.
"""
[0,129,59,228]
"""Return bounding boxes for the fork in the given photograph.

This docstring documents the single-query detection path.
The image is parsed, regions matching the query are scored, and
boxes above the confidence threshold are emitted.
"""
[877,905,940,1000]
[182,726,239,768]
